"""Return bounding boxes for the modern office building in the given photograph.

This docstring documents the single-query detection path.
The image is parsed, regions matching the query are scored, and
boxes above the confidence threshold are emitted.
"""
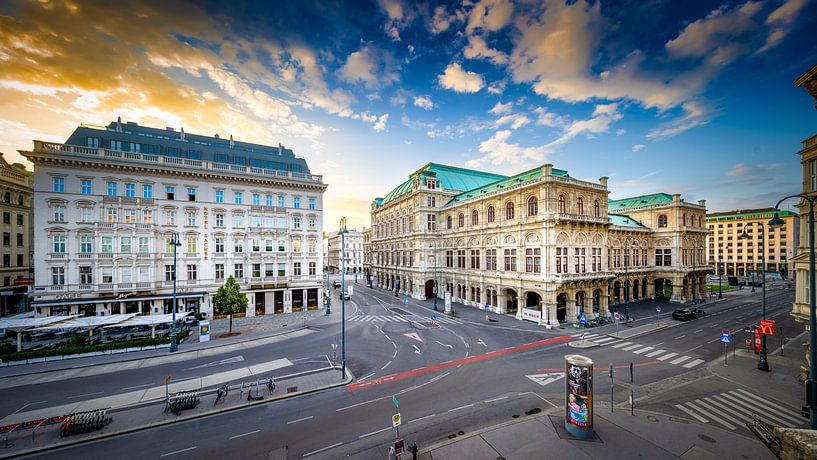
[22,119,326,317]
[369,162,707,327]
[325,229,363,275]
[706,208,798,278]
[0,154,33,316]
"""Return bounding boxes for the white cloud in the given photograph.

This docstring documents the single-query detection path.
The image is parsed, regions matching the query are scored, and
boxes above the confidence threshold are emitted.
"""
[534,107,569,128]
[465,130,548,168]
[438,62,485,93]
[378,0,413,41]
[373,113,389,132]
[463,35,509,66]
[723,162,783,185]
[758,0,807,53]
[616,128,626,136]
[646,100,714,140]
[466,0,514,32]
[413,95,434,110]
[631,144,646,152]
[489,101,513,115]
[338,45,398,88]
[430,5,458,34]
[555,103,622,144]
[494,113,530,130]
[389,88,410,106]
[487,80,506,94]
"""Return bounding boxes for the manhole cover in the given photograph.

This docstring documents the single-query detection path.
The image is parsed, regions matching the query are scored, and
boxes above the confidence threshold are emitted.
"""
[525,408,542,416]
[647,415,658,422]
[458,431,464,436]
[287,386,298,393]
[698,434,716,443]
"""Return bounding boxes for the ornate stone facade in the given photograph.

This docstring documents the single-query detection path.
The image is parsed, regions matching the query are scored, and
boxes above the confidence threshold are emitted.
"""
[369,163,707,327]
[0,155,33,316]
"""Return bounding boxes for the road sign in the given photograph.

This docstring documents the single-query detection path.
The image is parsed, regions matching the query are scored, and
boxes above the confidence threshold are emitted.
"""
[759,319,775,335]
[393,439,405,455]
[485,303,490,312]
[580,313,587,326]
[722,328,730,336]
[392,395,399,409]
[525,373,564,387]
[392,413,401,427]
[721,333,732,344]
[656,306,661,313]
[613,312,620,321]
[165,375,172,383]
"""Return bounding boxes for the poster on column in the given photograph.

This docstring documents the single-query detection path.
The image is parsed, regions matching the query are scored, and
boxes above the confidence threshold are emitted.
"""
[444,291,452,313]
[565,354,594,438]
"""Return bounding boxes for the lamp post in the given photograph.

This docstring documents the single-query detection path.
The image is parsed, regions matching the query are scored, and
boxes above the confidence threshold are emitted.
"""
[770,196,816,429]
[339,218,349,381]
[739,223,769,371]
[170,232,181,353]
[719,246,729,299]
[432,242,438,311]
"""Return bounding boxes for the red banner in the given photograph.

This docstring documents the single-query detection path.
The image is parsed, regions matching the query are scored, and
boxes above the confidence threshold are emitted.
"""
[759,319,775,335]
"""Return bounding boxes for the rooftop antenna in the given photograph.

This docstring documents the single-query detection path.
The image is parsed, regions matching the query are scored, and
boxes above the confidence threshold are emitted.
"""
[180,127,185,141]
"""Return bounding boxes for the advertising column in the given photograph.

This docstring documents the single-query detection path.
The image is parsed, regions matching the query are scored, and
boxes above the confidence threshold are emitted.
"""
[565,354,594,438]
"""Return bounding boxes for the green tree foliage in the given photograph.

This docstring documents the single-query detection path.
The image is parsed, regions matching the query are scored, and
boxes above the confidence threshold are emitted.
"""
[212,275,247,334]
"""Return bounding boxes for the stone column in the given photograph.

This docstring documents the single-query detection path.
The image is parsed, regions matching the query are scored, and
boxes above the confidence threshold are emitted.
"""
[284,290,292,313]
[245,292,256,317]
[265,291,275,315]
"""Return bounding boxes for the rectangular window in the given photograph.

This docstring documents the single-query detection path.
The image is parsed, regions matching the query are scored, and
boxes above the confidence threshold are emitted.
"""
[252,216,261,227]
[186,211,196,226]
[166,186,175,200]
[187,237,197,253]
[234,239,244,253]
[253,263,261,277]
[278,240,286,252]
[16,233,23,246]
[457,249,466,269]
[79,207,92,223]
[504,249,517,271]
[107,181,117,196]
[16,214,23,225]
[120,267,132,284]
[120,236,132,253]
[293,262,302,276]
[215,213,224,227]
[142,184,153,198]
[80,266,93,285]
[486,249,497,270]
[52,177,65,193]
[125,183,135,197]
[80,179,92,194]
[526,248,541,273]
[293,197,300,209]
[53,205,65,222]
[234,192,243,204]
[80,235,92,253]
[470,249,480,269]
[101,236,113,253]
[233,214,244,227]
[265,195,273,206]
[215,190,224,203]
[124,209,136,223]
[86,137,100,148]
[308,198,315,209]
[278,196,285,207]
[252,240,260,252]
[277,263,286,277]
[187,264,197,280]
[143,209,152,224]
[164,210,176,225]
[446,250,453,268]
[187,188,196,201]
[52,267,65,286]
[165,265,175,281]
[2,212,7,224]
[53,234,66,253]
[102,267,113,284]
[252,194,260,205]
[139,237,149,253]
[215,237,224,253]
[309,262,316,276]
[234,264,244,278]
[139,266,150,283]
[215,264,224,280]
[293,217,301,229]
[2,232,8,246]
[276,217,286,228]
[427,214,436,231]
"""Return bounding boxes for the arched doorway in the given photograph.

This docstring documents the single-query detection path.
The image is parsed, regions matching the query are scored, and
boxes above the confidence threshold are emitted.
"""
[526,292,542,309]
[592,289,602,313]
[505,289,518,315]
[613,281,621,304]
[556,293,567,322]
[575,291,586,315]
[642,279,648,298]
[424,280,435,300]
[654,278,672,299]
[632,279,640,300]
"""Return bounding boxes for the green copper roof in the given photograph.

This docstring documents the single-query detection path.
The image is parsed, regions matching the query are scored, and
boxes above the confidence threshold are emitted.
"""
[446,165,568,206]
[378,163,507,207]
[706,209,797,221]
[609,213,647,228]
[608,193,673,211]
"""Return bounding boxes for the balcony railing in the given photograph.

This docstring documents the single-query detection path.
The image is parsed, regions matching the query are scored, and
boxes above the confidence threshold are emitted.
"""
[48,253,66,260]
[34,141,325,185]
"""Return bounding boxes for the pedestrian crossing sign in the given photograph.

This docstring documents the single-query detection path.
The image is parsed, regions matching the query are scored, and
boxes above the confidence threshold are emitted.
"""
[720,334,732,343]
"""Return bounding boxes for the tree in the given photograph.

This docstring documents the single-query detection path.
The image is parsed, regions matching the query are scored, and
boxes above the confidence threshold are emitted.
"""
[212,276,247,334]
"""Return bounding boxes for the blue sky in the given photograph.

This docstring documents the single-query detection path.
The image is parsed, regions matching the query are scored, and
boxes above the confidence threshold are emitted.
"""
[0,0,816,228]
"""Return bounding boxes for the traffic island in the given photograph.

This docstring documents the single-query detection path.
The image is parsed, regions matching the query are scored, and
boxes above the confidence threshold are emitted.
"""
[568,339,601,349]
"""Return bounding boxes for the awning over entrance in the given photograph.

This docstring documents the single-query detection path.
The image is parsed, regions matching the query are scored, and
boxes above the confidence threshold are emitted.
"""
[31,291,207,307]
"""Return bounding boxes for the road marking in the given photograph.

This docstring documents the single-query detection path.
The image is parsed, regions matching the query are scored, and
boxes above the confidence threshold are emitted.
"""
[229,429,260,439]
[427,372,450,384]
[381,361,392,370]
[67,391,104,399]
[694,329,703,334]
[287,416,314,425]
[683,359,705,368]
[12,401,48,414]
[359,373,375,381]
[484,396,509,403]
[675,404,708,423]
[477,338,487,347]
[303,442,343,457]
[435,340,453,348]
[408,414,436,424]
[413,345,422,355]
[685,400,736,430]
[392,349,398,359]
[161,446,197,457]
[622,344,642,351]
[359,427,392,439]
[657,352,678,361]
[632,346,653,354]
[684,344,704,353]
[644,349,666,357]
[674,335,686,340]
[670,356,691,365]
[189,355,244,370]
[593,337,617,344]
[449,404,474,412]
[391,341,397,349]
[121,383,153,391]
[612,341,632,349]
[652,342,665,347]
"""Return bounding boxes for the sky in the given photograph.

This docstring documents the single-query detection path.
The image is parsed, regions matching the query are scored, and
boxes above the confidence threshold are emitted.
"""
[1,0,816,230]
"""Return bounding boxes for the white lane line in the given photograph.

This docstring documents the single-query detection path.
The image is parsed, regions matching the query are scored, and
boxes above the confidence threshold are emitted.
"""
[701,397,745,427]
[484,396,509,403]
[674,335,686,340]
[229,429,260,440]
[392,349,398,359]
[408,414,437,424]
[652,342,665,347]
[448,404,474,412]
[12,401,48,414]
[675,404,708,423]
[657,352,678,361]
[683,359,705,368]
[303,442,343,457]
[358,427,392,439]
[612,342,632,349]
[381,360,392,370]
[392,341,397,349]
[684,344,704,353]
[694,329,703,334]
[721,393,802,426]
[287,416,314,425]
[359,373,375,381]
[121,383,153,391]
[67,391,104,399]
[632,346,653,354]
[161,446,197,457]
[645,349,666,357]
[593,337,617,344]
[670,356,691,365]
[622,344,642,351]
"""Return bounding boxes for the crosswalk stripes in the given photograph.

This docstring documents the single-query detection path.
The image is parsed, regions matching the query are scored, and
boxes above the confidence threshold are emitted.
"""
[564,333,707,370]
[622,344,643,351]
[675,389,804,431]
[593,337,618,344]
[645,349,666,357]
[669,355,691,365]
[612,341,632,349]
[657,352,678,361]
[632,346,653,354]
[346,314,461,325]
[683,358,705,368]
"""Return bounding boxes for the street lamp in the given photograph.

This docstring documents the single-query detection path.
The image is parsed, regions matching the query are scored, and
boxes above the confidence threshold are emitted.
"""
[770,196,816,429]
[719,245,729,299]
[169,232,181,353]
[431,242,438,311]
[739,223,769,372]
[338,219,349,381]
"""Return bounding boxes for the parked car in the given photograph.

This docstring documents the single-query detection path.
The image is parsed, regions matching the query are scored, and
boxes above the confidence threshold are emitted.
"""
[672,308,698,321]
[695,308,707,318]
[333,281,342,288]
[342,292,351,300]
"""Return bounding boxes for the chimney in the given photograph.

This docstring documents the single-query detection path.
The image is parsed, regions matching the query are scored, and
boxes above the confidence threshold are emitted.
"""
[672,193,681,203]
[698,199,706,209]
[599,176,608,187]
[542,164,553,176]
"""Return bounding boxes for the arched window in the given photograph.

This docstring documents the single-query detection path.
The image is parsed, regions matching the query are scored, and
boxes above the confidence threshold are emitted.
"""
[506,201,515,220]
[487,206,495,223]
[446,215,452,229]
[593,200,600,217]
[682,213,687,226]
[458,213,464,227]
[472,210,479,226]
[527,196,538,216]
[577,197,584,215]
[558,195,566,213]
[658,214,667,228]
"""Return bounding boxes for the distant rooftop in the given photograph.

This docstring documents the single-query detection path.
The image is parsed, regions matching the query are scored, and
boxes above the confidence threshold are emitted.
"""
[706,208,798,221]
[608,193,674,211]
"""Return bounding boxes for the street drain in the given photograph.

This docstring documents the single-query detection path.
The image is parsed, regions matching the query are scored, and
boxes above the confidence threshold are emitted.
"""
[458,431,464,436]
[525,408,542,416]
[512,414,520,418]
[448,434,457,439]
[698,434,716,443]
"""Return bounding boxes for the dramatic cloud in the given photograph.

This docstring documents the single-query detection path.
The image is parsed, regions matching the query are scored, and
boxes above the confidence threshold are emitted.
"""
[534,107,569,128]
[378,0,413,41]
[489,101,513,115]
[413,95,434,110]
[463,35,509,66]
[338,45,399,88]
[466,0,515,32]
[494,113,530,130]
[430,5,461,34]
[758,0,808,53]
[438,62,485,93]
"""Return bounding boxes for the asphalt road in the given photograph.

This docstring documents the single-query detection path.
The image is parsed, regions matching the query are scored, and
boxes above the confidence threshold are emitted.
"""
[14,281,803,459]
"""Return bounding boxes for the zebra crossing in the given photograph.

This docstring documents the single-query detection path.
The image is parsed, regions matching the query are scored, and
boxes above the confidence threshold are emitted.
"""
[571,333,705,369]
[674,388,805,431]
[347,314,461,325]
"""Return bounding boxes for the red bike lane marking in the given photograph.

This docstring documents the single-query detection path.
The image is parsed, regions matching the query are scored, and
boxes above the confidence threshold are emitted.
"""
[348,335,574,392]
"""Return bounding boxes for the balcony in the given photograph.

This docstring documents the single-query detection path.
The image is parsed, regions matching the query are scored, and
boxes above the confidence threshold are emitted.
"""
[48,285,66,291]
[99,253,113,259]
[99,283,115,291]
[33,141,325,185]
[96,222,115,229]
[136,281,153,289]
[48,253,67,260]
[78,284,93,290]
[76,253,94,259]
[137,252,151,259]
[118,283,134,290]
[184,253,199,258]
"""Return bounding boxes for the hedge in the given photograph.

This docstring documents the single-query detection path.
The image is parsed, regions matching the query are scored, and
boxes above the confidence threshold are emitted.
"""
[0,330,189,363]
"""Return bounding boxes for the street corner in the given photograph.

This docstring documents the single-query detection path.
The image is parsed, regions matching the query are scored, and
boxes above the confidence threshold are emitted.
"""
[567,339,600,349]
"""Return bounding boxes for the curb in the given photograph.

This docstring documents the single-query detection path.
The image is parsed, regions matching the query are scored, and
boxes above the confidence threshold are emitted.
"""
[568,340,600,349]
[2,367,354,459]
[0,326,309,379]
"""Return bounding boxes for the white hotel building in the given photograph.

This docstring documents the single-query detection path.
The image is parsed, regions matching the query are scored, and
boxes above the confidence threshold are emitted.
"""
[22,119,326,317]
